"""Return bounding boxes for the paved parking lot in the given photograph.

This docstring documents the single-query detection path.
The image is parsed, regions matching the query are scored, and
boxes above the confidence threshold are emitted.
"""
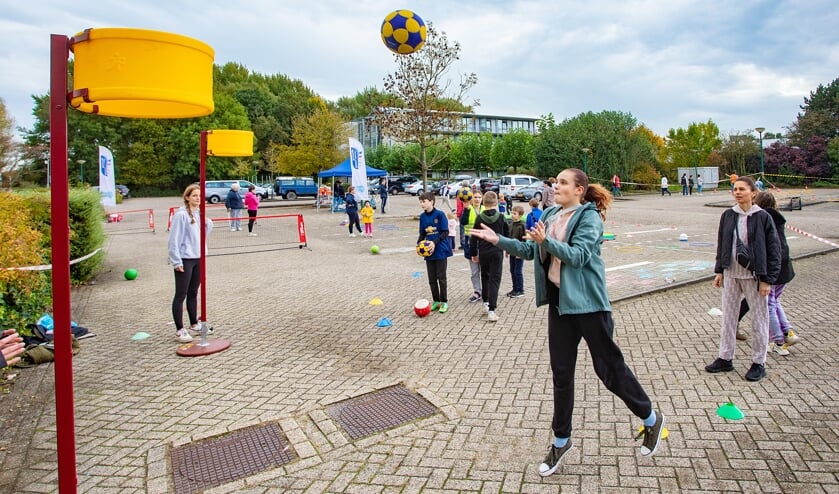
[1,187,838,493]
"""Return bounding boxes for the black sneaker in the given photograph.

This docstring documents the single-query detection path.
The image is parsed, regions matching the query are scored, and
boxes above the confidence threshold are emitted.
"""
[468,292,482,303]
[505,290,515,298]
[705,358,734,373]
[538,441,573,477]
[745,363,766,382]
[636,412,665,456]
[511,291,525,298]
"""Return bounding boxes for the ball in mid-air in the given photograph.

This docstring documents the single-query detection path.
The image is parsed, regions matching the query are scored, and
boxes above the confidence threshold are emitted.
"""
[381,10,427,54]
[416,240,434,257]
[371,245,380,254]
[124,269,138,280]
[414,299,431,317]
[457,186,473,202]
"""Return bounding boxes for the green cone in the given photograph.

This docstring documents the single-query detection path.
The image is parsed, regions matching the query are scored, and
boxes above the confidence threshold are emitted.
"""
[716,402,744,420]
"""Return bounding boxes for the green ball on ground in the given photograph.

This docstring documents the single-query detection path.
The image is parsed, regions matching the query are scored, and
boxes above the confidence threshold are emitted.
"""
[370,245,380,254]
[124,269,138,280]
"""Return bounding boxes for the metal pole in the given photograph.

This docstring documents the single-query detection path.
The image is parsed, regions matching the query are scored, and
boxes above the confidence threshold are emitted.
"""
[49,33,78,493]
[199,131,208,323]
[755,127,766,179]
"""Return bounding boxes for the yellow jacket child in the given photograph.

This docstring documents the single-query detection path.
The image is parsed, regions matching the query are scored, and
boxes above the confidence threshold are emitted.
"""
[360,201,375,237]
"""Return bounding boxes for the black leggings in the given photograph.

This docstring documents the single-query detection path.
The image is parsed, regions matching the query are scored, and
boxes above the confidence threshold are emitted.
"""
[546,282,652,438]
[172,258,201,330]
[347,211,362,233]
[425,258,448,303]
[248,209,257,232]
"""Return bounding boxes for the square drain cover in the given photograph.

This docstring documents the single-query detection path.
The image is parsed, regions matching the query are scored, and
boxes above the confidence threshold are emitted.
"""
[326,384,439,440]
[170,422,295,494]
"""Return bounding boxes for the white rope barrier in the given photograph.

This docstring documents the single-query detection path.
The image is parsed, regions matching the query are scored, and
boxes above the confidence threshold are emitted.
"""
[0,248,103,272]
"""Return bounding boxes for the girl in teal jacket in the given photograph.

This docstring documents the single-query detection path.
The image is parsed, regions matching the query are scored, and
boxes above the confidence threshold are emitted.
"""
[470,168,664,476]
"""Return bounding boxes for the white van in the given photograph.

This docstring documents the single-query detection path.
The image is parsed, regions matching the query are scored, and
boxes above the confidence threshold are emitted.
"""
[499,174,541,198]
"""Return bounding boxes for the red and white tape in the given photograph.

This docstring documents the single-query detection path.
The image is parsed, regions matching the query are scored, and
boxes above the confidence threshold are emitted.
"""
[786,224,839,249]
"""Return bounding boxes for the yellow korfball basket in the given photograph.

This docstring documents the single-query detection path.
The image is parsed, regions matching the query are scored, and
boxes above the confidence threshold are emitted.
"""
[206,130,254,157]
[70,28,214,118]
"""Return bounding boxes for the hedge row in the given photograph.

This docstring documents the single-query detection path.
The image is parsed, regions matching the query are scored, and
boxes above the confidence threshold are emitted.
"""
[0,189,106,331]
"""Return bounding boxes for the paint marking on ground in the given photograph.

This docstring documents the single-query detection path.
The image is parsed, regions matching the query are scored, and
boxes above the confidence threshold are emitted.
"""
[624,228,674,235]
[605,261,654,272]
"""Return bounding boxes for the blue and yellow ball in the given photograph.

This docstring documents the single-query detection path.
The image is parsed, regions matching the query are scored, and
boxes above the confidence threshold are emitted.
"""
[416,240,434,257]
[381,10,427,55]
[457,186,473,202]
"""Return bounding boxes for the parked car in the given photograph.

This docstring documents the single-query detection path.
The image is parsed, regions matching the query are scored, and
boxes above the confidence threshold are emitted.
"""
[116,184,130,198]
[479,178,501,194]
[274,177,318,200]
[499,174,541,198]
[405,180,440,196]
[203,180,268,203]
[387,175,420,195]
[514,184,544,202]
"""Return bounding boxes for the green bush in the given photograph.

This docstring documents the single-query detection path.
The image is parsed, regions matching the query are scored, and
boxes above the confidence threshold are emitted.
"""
[0,189,106,330]
[0,193,51,331]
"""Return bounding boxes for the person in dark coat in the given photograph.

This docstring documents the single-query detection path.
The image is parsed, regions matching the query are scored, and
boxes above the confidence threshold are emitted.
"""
[706,176,781,382]
[736,191,798,352]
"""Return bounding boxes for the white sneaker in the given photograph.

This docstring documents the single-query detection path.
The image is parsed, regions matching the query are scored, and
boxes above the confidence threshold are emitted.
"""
[230,228,236,232]
[771,342,790,356]
[248,233,257,237]
[175,328,193,343]
[488,310,498,322]
[189,323,213,335]
[483,302,489,312]
[350,233,356,237]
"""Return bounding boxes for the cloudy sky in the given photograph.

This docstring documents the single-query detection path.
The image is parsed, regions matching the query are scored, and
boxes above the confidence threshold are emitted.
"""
[2,0,837,139]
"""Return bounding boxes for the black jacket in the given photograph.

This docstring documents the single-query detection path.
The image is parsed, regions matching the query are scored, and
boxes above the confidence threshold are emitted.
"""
[766,207,795,285]
[470,208,508,257]
[714,207,781,284]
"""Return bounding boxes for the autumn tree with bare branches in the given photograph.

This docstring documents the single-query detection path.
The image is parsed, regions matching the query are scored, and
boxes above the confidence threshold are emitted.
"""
[373,23,477,190]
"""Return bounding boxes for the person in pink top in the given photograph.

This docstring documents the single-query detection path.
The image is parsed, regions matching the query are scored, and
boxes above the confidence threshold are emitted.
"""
[244,184,261,236]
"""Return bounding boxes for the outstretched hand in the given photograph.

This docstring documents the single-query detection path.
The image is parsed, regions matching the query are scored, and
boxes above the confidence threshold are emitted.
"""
[527,221,547,244]
[469,224,499,244]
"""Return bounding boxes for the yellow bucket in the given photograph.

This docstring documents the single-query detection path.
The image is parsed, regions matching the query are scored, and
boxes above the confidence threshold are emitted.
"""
[206,130,254,157]
[70,28,214,118]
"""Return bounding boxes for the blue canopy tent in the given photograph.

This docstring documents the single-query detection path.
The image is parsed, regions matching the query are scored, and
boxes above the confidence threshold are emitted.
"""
[317,158,387,212]
[318,158,387,178]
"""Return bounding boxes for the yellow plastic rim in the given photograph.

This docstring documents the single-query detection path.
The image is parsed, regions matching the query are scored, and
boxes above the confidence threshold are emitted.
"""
[206,130,254,157]
[70,28,214,118]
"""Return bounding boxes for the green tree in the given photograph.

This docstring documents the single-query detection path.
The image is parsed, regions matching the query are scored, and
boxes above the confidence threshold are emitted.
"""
[0,98,20,187]
[372,22,478,192]
[449,132,493,176]
[786,77,839,148]
[490,128,535,174]
[534,110,654,183]
[718,131,759,176]
[663,120,723,175]
[271,104,351,177]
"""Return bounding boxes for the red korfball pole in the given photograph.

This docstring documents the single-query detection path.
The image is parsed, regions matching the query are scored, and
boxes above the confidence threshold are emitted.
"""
[199,131,208,322]
[49,33,78,493]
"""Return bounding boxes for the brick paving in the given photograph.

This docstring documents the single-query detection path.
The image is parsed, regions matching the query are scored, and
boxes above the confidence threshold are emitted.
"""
[1,188,838,493]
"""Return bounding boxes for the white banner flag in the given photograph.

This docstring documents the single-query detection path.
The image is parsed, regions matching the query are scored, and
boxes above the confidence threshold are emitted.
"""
[98,146,116,207]
[349,137,369,202]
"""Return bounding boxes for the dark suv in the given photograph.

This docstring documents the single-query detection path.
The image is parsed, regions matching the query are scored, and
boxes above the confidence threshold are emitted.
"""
[479,178,500,194]
[387,175,420,195]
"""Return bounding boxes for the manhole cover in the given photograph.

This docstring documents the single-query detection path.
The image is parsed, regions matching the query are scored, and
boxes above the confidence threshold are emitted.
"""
[326,385,439,440]
[170,422,295,494]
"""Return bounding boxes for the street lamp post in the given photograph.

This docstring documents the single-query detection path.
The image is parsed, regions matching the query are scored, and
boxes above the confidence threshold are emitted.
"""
[77,159,86,183]
[755,127,766,179]
[581,148,591,175]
